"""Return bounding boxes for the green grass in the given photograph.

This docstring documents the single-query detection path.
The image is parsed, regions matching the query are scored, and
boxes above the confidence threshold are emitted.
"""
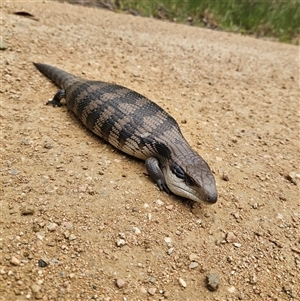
[113,0,299,43]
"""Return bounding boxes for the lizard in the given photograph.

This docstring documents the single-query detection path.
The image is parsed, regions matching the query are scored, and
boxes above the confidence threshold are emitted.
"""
[34,63,218,204]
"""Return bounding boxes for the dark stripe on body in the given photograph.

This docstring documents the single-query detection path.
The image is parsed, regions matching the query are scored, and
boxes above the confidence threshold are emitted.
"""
[62,77,191,160]
[34,64,215,191]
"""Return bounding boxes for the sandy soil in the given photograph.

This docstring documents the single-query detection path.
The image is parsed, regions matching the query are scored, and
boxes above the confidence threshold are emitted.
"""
[1,1,299,301]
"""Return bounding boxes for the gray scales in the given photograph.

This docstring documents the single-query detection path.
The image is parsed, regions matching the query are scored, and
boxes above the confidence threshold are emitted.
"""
[34,63,217,204]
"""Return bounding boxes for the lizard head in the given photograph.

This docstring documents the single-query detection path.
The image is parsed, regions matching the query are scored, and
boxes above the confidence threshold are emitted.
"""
[163,157,218,204]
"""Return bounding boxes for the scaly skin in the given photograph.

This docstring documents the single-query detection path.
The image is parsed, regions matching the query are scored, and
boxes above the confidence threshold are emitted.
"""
[34,63,218,203]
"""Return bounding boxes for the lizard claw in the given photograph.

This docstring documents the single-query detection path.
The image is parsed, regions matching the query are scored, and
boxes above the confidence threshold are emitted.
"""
[157,179,171,194]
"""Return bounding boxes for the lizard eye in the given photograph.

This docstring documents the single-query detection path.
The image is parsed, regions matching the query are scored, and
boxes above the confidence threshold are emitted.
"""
[171,163,185,179]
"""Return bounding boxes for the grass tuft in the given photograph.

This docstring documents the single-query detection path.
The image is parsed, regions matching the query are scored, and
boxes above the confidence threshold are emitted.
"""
[112,0,299,44]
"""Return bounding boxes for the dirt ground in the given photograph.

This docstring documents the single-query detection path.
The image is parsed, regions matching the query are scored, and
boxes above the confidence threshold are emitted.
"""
[1,1,299,301]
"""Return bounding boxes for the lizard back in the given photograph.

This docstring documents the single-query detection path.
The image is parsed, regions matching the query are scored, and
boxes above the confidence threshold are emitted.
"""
[34,63,185,160]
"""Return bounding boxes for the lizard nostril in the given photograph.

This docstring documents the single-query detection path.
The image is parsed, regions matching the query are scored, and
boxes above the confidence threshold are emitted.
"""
[207,194,218,204]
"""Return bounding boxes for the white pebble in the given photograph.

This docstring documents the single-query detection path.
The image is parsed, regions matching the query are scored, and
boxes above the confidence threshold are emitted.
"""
[47,222,57,232]
[116,278,126,288]
[69,234,76,241]
[148,287,156,295]
[132,227,141,235]
[61,221,73,230]
[189,262,198,269]
[155,199,164,206]
[36,232,44,240]
[116,239,126,247]
[179,277,187,288]
[167,248,174,255]
[233,242,242,248]
[164,237,172,243]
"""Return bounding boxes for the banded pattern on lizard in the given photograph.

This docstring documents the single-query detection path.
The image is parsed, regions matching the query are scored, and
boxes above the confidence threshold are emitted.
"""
[34,63,217,203]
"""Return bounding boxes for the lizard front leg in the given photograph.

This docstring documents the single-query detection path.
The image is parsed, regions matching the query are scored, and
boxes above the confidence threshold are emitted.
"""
[145,157,170,194]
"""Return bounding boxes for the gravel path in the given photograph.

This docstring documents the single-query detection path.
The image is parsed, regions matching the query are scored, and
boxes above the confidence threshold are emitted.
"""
[1,2,299,300]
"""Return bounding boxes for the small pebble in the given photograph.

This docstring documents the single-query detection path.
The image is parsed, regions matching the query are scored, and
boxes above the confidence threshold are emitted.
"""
[189,262,198,269]
[31,283,41,293]
[206,274,220,291]
[64,230,70,239]
[167,247,174,255]
[116,239,126,247]
[249,274,257,284]
[156,199,164,206]
[0,38,8,50]
[21,206,34,215]
[233,242,242,248]
[164,237,172,244]
[61,221,73,230]
[69,234,76,241]
[36,232,44,240]
[132,227,141,235]
[226,232,237,243]
[50,258,59,264]
[8,169,19,175]
[222,171,230,181]
[35,291,43,300]
[32,223,40,232]
[189,253,199,261]
[44,143,52,149]
[116,278,126,288]
[47,223,57,232]
[148,287,156,295]
[283,285,293,295]
[11,256,21,266]
[38,259,48,268]
[286,172,298,185]
[119,232,126,239]
[179,277,187,288]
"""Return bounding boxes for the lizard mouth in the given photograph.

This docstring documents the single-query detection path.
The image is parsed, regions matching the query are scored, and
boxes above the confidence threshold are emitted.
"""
[167,181,209,203]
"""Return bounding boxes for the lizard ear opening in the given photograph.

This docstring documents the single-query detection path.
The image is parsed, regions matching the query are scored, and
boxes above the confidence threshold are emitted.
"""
[171,163,186,179]
[185,175,195,186]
